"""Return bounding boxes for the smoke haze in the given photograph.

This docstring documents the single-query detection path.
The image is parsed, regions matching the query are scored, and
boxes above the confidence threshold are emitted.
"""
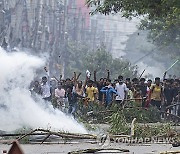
[0,47,87,133]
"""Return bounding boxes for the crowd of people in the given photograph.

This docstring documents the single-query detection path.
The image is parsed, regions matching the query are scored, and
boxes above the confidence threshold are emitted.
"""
[30,68,180,118]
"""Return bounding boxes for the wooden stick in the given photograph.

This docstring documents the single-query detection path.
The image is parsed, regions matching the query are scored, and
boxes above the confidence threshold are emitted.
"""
[32,129,97,140]
[166,103,180,110]
[160,111,180,120]
[17,129,38,141]
[41,133,51,144]
[68,148,130,154]
[13,129,97,144]
[0,133,49,137]
[160,151,180,154]
[53,76,60,82]
[13,128,132,144]
[139,69,146,79]
[76,73,81,80]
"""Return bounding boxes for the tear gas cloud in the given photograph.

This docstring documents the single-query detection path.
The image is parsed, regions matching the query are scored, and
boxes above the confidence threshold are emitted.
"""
[137,61,165,78]
[0,47,87,133]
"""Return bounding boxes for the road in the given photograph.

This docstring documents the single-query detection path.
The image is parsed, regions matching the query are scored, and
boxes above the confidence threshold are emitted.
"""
[0,142,179,154]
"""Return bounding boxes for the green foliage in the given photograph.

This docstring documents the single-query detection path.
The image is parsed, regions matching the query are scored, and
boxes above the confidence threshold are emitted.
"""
[109,110,174,138]
[84,48,112,73]
[109,111,129,135]
[74,100,177,139]
[64,42,89,78]
[134,123,173,138]
[123,106,161,123]
[139,7,180,54]
[66,44,136,79]
[86,0,179,18]
[86,0,180,57]
[83,47,137,79]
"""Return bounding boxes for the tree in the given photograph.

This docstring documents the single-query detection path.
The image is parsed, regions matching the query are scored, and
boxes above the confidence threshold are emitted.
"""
[82,47,137,79]
[87,0,179,17]
[64,43,137,79]
[86,0,180,57]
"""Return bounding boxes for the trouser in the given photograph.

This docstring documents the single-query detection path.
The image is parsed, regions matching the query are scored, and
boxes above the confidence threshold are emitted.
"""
[105,101,113,109]
[56,98,65,111]
[164,101,173,113]
[150,100,161,110]
[43,96,52,108]
[115,100,124,109]
[68,103,77,117]
[174,103,180,116]
[172,103,180,116]
[178,105,180,116]
[43,96,51,102]
[142,98,146,108]
[87,101,94,112]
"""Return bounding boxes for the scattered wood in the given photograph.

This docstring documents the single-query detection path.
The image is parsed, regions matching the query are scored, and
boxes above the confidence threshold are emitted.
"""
[160,111,180,120]
[1,131,96,140]
[14,129,97,143]
[97,106,146,115]
[17,129,37,141]
[166,103,180,110]
[0,133,49,137]
[68,148,130,154]
[1,128,132,144]
[160,151,180,154]
[40,133,51,144]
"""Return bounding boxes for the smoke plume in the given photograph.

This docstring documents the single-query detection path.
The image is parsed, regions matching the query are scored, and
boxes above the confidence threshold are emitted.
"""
[0,47,87,133]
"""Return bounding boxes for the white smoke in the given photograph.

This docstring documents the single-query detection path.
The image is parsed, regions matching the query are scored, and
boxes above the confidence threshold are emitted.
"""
[137,61,165,78]
[0,47,87,133]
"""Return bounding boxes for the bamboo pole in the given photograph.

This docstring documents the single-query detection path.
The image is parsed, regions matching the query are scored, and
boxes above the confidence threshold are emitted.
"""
[40,133,51,144]
[17,129,38,141]
[166,103,180,110]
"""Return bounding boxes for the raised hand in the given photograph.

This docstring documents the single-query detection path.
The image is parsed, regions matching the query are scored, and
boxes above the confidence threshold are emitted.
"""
[44,67,48,72]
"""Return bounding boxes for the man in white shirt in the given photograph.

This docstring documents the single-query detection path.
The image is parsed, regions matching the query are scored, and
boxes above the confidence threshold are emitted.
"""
[115,76,128,106]
[41,76,51,101]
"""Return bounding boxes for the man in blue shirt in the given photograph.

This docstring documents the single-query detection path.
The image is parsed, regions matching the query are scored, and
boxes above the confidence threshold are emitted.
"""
[100,79,118,108]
